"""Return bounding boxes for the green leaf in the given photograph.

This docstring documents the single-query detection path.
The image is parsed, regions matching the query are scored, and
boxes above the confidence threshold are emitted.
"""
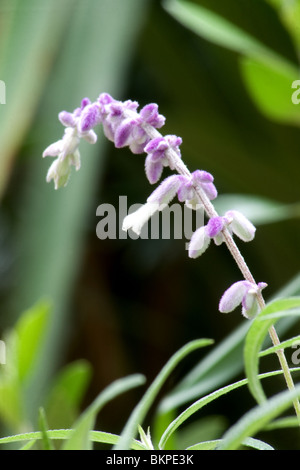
[15,300,50,383]
[153,409,177,451]
[0,429,145,450]
[158,323,249,414]
[138,426,154,450]
[260,334,300,358]
[186,439,220,450]
[114,339,214,450]
[244,297,300,405]
[163,0,294,66]
[219,384,300,450]
[38,407,54,451]
[0,301,50,430]
[240,57,300,125]
[158,368,291,449]
[186,436,274,450]
[45,360,92,429]
[62,374,145,450]
[264,416,300,430]
[164,0,300,126]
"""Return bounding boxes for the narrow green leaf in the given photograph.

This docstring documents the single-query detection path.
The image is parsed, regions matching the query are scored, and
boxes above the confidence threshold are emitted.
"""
[259,334,300,358]
[0,429,145,450]
[114,339,214,450]
[265,416,300,430]
[163,0,295,68]
[158,369,295,449]
[62,374,145,450]
[242,436,274,451]
[38,407,54,451]
[186,437,274,451]
[158,324,248,413]
[244,297,300,404]
[186,439,220,450]
[138,426,154,450]
[159,378,247,449]
[153,409,177,450]
[219,385,300,450]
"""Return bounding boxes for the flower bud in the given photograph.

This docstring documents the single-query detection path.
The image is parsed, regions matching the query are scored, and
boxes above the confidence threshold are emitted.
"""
[225,210,256,242]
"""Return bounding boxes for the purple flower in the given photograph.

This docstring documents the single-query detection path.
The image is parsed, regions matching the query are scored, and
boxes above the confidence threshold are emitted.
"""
[219,280,267,318]
[123,170,217,238]
[78,102,101,132]
[188,210,256,258]
[97,93,165,155]
[139,103,165,128]
[192,170,218,201]
[122,175,183,236]
[144,135,182,184]
[181,171,218,209]
[188,216,226,258]
[43,98,98,189]
[224,210,256,242]
[59,97,99,141]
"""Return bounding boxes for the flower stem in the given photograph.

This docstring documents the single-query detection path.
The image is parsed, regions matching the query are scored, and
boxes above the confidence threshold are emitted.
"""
[268,324,300,422]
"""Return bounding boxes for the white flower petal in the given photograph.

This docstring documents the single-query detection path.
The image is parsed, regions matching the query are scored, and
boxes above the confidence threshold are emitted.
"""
[226,210,256,242]
[43,140,63,158]
[188,226,210,258]
[122,202,159,236]
[147,175,182,205]
[219,281,250,313]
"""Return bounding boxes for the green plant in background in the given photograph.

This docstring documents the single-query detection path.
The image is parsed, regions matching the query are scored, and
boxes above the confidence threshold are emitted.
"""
[1,0,300,452]
[1,304,300,450]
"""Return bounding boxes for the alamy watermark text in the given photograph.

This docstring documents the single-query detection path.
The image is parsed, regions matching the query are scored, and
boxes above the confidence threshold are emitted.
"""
[96,196,204,246]
[292,80,300,105]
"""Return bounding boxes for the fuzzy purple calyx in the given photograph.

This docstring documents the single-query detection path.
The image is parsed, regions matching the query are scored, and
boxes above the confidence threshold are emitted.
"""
[144,135,182,184]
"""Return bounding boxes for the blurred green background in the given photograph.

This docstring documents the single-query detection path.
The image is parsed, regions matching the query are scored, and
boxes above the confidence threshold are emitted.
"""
[0,0,300,449]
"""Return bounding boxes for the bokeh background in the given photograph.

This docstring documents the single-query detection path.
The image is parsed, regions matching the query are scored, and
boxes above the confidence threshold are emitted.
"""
[0,0,300,449]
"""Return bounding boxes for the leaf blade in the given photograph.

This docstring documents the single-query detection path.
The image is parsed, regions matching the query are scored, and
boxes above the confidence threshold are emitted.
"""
[114,339,214,450]
[244,297,300,404]
[62,374,145,450]
[219,385,300,450]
